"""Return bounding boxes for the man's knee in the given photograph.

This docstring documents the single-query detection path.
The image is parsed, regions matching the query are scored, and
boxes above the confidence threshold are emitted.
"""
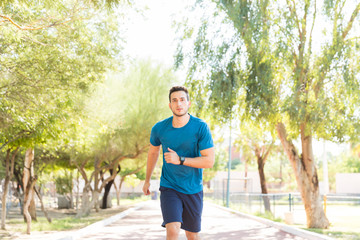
[166,222,181,239]
[185,231,200,240]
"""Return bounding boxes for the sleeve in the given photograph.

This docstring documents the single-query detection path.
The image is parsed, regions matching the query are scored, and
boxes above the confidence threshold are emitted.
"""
[198,122,214,151]
[150,124,161,146]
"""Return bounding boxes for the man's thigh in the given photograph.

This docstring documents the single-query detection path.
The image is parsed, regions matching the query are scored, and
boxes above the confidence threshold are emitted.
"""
[160,187,183,227]
[160,186,203,233]
[181,190,203,233]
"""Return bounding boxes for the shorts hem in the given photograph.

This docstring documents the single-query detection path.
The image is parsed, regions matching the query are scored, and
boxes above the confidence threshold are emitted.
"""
[161,223,201,233]
[181,226,201,233]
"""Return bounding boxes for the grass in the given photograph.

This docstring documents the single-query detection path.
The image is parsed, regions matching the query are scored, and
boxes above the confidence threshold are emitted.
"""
[303,227,360,240]
[11,214,107,232]
[0,196,150,237]
[205,197,360,240]
[254,211,283,223]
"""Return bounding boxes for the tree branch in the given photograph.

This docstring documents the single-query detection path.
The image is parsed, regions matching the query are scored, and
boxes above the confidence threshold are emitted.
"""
[287,0,302,39]
[308,0,316,58]
[0,5,88,31]
[342,3,360,40]
[0,130,32,151]
[262,141,274,162]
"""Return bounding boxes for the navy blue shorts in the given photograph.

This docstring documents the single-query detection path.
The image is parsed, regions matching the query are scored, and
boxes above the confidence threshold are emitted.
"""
[159,186,203,233]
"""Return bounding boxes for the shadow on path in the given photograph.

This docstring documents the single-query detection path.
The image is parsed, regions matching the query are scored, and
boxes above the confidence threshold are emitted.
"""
[77,201,306,240]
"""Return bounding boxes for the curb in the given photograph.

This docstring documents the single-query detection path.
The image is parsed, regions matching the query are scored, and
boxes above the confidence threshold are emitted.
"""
[210,203,334,240]
[57,201,148,240]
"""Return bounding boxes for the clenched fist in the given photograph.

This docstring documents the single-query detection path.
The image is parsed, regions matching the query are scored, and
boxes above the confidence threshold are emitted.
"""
[164,148,180,165]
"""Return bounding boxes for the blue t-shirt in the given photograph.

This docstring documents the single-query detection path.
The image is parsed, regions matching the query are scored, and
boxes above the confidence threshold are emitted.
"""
[150,114,214,194]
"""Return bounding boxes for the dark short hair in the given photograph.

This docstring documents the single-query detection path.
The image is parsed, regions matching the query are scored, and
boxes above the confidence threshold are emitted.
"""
[169,86,190,102]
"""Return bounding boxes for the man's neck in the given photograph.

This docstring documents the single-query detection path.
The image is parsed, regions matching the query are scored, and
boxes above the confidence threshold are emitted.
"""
[172,113,190,128]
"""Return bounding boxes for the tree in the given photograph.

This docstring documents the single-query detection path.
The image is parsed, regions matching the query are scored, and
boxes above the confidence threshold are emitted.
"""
[72,60,174,217]
[203,147,227,189]
[113,158,145,206]
[234,120,274,212]
[0,0,124,232]
[100,164,121,209]
[175,0,360,228]
[54,169,74,207]
[0,147,19,229]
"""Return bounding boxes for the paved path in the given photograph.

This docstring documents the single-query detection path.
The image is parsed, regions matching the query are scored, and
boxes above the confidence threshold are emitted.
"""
[75,200,309,240]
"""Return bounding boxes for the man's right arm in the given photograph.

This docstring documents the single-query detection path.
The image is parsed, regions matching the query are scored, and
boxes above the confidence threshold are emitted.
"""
[142,143,161,195]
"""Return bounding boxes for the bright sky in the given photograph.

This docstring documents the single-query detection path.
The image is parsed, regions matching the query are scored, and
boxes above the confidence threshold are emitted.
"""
[123,0,190,66]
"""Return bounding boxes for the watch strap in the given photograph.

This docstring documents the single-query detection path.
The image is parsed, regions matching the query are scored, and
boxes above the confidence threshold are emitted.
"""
[180,156,185,165]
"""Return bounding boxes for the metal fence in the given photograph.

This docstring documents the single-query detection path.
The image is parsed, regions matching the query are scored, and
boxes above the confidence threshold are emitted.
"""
[206,189,360,226]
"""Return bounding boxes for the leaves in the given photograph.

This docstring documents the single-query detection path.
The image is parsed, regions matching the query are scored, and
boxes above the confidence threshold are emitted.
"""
[175,0,360,141]
[0,0,123,149]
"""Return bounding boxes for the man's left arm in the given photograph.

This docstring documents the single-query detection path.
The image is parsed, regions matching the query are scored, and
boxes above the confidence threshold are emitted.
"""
[165,147,215,168]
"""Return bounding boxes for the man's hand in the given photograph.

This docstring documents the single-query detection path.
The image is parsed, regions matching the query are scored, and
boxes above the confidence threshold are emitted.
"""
[142,181,151,195]
[164,148,180,165]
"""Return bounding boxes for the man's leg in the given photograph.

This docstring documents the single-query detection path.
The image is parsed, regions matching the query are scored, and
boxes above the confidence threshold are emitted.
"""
[181,190,203,237]
[166,222,181,240]
[160,187,183,239]
[185,230,200,240]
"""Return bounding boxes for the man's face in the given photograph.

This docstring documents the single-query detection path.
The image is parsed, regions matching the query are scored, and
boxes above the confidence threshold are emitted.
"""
[169,91,191,117]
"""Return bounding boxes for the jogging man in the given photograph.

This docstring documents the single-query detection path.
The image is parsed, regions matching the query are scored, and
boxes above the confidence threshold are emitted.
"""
[142,86,215,240]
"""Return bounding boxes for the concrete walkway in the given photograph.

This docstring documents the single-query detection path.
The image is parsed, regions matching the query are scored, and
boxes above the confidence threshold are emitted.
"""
[58,200,332,240]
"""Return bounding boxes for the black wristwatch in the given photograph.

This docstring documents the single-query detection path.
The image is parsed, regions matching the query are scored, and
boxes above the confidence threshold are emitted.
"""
[180,156,185,165]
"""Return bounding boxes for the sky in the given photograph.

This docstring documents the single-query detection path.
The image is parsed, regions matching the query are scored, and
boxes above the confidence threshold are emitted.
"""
[123,0,190,68]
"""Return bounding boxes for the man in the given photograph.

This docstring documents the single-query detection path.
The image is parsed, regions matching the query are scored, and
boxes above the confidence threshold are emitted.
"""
[142,86,215,240]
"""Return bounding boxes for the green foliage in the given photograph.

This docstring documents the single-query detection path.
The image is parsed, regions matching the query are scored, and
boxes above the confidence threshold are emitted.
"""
[316,148,360,192]
[204,146,228,182]
[66,59,175,183]
[176,0,278,124]
[88,59,172,148]
[0,0,130,9]
[124,174,140,188]
[54,170,73,195]
[0,0,124,151]
[176,0,360,143]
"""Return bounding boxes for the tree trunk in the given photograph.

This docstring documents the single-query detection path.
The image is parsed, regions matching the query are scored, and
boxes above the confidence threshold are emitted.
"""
[92,190,100,211]
[76,184,91,217]
[76,170,80,210]
[12,163,24,214]
[116,176,126,204]
[24,177,37,234]
[101,179,114,209]
[76,184,101,218]
[29,198,37,221]
[279,157,283,189]
[244,159,248,192]
[113,181,120,206]
[69,171,74,209]
[34,186,51,223]
[1,148,19,229]
[23,148,37,222]
[257,157,271,212]
[94,167,100,213]
[276,122,329,228]
[101,166,120,209]
[1,150,11,230]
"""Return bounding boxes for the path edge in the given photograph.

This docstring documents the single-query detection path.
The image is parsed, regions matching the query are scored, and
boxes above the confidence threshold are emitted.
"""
[56,201,148,240]
[209,202,334,240]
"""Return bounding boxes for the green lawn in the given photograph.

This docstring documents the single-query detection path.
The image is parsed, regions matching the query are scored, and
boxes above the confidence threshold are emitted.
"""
[0,196,149,237]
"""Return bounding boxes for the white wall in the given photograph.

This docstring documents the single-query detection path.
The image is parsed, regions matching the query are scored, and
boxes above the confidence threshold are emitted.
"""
[211,171,261,193]
[336,173,360,194]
